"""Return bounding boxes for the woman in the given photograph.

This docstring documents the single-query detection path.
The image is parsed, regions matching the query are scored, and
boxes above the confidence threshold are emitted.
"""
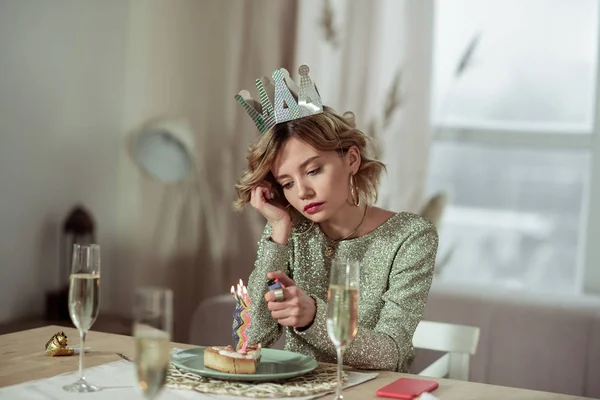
[234,65,438,372]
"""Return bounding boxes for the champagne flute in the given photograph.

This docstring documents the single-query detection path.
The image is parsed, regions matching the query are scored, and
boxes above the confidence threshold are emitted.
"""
[326,258,360,400]
[133,287,173,400]
[63,244,101,393]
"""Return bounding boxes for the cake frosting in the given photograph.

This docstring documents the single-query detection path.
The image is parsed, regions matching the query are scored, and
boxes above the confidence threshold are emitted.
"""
[211,344,261,359]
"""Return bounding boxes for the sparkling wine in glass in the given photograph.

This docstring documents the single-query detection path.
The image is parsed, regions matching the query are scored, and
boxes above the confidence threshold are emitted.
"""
[133,287,173,400]
[326,258,360,400]
[63,244,101,393]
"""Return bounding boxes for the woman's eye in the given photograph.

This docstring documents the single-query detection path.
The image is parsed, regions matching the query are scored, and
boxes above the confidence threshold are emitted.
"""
[282,182,293,190]
[307,167,321,176]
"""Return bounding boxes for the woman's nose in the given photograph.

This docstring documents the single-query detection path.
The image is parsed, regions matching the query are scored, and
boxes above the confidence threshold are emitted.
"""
[297,181,314,200]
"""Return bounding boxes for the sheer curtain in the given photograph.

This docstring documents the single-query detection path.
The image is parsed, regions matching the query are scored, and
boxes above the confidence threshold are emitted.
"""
[293,0,435,213]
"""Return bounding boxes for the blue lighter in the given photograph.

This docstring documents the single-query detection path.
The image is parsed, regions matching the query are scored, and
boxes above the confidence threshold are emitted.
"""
[267,277,283,291]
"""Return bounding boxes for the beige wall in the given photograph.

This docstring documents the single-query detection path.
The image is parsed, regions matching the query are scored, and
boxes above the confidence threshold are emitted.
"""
[0,0,296,331]
[0,0,129,322]
[116,0,299,340]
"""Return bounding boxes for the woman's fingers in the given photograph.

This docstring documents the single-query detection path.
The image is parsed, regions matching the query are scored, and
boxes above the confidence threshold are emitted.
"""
[264,285,297,302]
[267,295,299,311]
[270,307,300,320]
[267,271,296,287]
[250,186,262,208]
[250,182,273,207]
[265,285,315,328]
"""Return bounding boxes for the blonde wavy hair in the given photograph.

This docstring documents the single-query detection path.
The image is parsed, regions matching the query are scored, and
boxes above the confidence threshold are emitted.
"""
[234,106,386,211]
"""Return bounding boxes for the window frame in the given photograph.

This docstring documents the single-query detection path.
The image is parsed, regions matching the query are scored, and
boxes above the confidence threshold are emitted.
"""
[428,2,600,296]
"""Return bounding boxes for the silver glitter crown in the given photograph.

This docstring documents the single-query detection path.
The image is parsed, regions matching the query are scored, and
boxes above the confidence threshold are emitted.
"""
[235,65,324,133]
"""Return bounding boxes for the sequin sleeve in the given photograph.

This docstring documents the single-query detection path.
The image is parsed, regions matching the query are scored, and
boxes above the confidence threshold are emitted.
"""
[246,223,291,348]
[295,220,438,371]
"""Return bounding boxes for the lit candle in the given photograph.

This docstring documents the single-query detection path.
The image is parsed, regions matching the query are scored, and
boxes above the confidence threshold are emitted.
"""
[231,278,253,352]
[237,285,247,307]
[242,286,251,306]
[230,285,240,303]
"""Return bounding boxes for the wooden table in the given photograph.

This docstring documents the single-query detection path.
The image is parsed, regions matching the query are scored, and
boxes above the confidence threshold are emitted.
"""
[0,326,593,400]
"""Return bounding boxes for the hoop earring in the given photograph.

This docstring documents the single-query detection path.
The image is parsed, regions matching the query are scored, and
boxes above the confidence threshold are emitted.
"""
[350,175,360,207]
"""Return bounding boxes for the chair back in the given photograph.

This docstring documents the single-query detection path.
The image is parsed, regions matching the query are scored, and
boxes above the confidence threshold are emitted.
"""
[413,320,480,380]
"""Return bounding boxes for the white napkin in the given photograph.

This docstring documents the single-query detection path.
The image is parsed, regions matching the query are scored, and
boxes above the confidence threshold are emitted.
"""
[0,360,378,400]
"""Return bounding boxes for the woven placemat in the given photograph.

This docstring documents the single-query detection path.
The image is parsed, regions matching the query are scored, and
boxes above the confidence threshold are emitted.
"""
[166,363,348,398]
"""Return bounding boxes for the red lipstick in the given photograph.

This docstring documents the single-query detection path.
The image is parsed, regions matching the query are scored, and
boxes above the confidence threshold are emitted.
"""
[304,202,324,214]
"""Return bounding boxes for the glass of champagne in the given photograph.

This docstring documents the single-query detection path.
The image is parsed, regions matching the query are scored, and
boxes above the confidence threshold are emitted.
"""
[63,244,101,393]
[133,287,173,400]
[326,257,360,400]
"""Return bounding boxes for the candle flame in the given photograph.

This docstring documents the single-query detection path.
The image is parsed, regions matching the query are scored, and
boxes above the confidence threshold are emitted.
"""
[231,279,251,308]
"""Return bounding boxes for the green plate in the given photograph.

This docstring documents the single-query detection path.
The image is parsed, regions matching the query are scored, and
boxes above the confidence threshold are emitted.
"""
[171,346,318,382]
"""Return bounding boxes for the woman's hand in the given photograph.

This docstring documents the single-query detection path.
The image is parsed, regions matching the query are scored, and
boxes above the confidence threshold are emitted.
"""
[264,271,316,329]
[250,182,291,244]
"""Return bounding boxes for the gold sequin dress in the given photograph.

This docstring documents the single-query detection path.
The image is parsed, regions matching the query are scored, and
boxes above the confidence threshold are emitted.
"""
[246,211,439,372]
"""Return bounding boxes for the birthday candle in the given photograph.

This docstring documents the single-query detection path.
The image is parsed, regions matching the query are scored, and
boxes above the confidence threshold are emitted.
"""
[230,286,236,302]
[233,306,242,349]
[241,309,252,352]
[237,286,247,308]
[242,286,251,306]
[231,285,241,349]
[240,307,248,353]
[231,278,253,352]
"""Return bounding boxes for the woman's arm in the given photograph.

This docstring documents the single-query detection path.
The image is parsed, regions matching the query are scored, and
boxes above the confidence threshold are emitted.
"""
[295,221,438,371]
[246,223,293,348]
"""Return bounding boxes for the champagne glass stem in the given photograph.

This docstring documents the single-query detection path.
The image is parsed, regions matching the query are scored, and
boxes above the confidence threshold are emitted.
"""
[335,347,344,399]
[78,330,86,381]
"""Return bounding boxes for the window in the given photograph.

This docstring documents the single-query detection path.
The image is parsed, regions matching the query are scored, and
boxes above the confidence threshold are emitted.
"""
[427,0,598,293]
[431,0,598,131]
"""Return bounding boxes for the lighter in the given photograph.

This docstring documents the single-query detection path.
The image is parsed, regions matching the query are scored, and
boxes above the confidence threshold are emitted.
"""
[267,277,284,302]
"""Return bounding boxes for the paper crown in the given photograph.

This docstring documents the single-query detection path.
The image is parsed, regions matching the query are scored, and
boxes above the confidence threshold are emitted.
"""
[235,65,324,133]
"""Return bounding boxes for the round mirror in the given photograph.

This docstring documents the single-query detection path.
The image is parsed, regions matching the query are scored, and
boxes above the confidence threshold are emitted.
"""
[130,119,195,183]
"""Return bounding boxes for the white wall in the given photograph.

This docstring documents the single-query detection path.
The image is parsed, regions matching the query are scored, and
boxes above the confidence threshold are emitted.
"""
[583,4,600,295]
[0,1,129,323]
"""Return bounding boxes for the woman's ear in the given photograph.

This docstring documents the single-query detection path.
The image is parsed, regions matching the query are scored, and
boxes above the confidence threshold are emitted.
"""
[346,145,361,174]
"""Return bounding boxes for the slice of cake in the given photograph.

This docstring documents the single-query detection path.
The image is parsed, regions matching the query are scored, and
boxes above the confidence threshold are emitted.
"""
[204,344,262,374]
